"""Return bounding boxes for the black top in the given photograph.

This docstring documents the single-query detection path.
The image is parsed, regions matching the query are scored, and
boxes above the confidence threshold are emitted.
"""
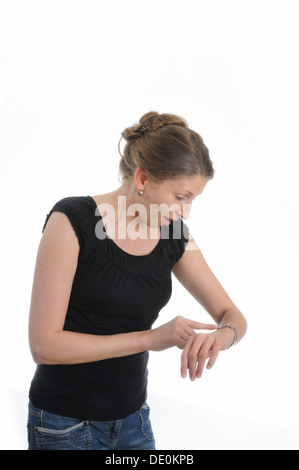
[29,196,189,420]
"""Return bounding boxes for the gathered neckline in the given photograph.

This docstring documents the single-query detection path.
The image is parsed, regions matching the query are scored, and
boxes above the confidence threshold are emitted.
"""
[86,195,165,259]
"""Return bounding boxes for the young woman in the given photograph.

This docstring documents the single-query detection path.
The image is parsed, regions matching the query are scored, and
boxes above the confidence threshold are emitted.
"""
[27,111,247,450]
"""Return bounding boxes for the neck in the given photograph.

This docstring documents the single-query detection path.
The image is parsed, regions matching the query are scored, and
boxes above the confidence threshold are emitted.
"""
[98,180,159,239]
[104,180,139,219]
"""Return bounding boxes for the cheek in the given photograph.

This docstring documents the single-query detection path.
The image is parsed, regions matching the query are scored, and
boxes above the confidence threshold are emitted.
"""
[146,189,169,207]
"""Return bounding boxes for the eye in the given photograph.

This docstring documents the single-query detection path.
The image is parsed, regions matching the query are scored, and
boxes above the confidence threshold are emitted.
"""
[176,196,186,202]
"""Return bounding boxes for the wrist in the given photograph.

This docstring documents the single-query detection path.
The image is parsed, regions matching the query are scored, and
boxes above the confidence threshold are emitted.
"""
[217,323,238,349]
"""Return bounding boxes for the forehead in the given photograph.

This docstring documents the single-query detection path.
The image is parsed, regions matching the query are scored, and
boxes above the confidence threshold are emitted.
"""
[160,174,208,194]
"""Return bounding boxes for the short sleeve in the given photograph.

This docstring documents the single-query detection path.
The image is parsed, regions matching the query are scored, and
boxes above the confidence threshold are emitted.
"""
[42,197,93,253]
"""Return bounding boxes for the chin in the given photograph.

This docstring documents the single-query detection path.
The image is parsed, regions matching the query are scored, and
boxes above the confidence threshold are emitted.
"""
[161,215,172,226]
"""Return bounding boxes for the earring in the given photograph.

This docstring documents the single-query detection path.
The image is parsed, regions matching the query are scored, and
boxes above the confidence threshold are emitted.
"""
[137,189,144,196]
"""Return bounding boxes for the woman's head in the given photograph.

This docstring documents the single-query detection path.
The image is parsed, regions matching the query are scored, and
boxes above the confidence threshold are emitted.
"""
[119,111,214,182]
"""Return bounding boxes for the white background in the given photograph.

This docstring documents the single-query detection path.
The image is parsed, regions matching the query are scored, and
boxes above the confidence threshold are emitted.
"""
[1,0,298,450]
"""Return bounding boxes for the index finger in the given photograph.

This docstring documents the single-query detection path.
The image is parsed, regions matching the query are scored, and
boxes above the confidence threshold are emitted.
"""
[188,320,218,331]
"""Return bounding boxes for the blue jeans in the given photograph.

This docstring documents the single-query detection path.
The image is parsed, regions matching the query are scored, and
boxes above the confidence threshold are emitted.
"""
[27,401,156,450]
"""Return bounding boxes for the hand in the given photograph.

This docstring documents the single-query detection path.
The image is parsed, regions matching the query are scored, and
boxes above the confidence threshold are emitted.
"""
[181,328,233,381]
[145,315,218,352]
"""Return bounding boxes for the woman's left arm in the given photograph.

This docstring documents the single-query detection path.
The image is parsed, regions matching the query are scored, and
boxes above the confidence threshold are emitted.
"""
[172,235,247,380]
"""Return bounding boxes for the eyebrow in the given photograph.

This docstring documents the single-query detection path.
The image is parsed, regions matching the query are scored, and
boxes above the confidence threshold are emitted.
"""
[182,190,195,197]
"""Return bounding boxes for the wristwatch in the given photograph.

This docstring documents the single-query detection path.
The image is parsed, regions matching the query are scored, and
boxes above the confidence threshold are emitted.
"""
[217,323,238,349]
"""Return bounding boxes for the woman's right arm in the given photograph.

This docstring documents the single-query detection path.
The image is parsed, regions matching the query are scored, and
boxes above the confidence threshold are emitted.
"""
[28,211,149,365]
[29,212,215,365]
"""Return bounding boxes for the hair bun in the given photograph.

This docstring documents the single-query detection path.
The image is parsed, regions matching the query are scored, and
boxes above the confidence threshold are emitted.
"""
[121,111,188,142]
[139,111,188,132]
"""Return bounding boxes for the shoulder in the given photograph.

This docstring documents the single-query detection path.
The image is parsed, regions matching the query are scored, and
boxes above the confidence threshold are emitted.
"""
[42,196,97,251]
[43,196,96,226]
[48,196,96,216]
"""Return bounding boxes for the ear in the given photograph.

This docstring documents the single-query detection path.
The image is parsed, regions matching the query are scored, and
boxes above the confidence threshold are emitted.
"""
[134,167,147,190]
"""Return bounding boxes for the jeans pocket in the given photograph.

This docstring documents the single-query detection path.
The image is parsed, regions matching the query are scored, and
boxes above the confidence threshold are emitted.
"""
[35,420,92,450]
[139,403,155,441]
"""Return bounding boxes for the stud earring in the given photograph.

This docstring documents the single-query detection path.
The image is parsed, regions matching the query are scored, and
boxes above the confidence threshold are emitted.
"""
[137,189,144,196]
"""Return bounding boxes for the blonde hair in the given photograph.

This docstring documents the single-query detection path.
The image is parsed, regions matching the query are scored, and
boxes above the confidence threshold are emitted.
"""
[118,111,214,181]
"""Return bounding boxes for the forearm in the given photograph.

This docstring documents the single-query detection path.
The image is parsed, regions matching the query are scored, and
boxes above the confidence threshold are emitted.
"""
[30,329,149,365]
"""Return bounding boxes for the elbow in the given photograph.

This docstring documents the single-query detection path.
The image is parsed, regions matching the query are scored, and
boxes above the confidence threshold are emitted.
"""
[30,340,56,365]
[29,327,63,365]
[240,311,248,336]
[30,344,48,365]
[244,317,248,334]
[239,312,248,342]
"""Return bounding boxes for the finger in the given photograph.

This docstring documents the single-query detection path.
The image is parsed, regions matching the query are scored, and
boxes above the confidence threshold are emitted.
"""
[196,336,214,378]
[180,325,201,347]
[206,340,221,370]
[187,320,218,331]
[178,329,196,348]
[176,336,188,349]
[183,326,198,338]
[188,334,206,381]
[181,336,195,378]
